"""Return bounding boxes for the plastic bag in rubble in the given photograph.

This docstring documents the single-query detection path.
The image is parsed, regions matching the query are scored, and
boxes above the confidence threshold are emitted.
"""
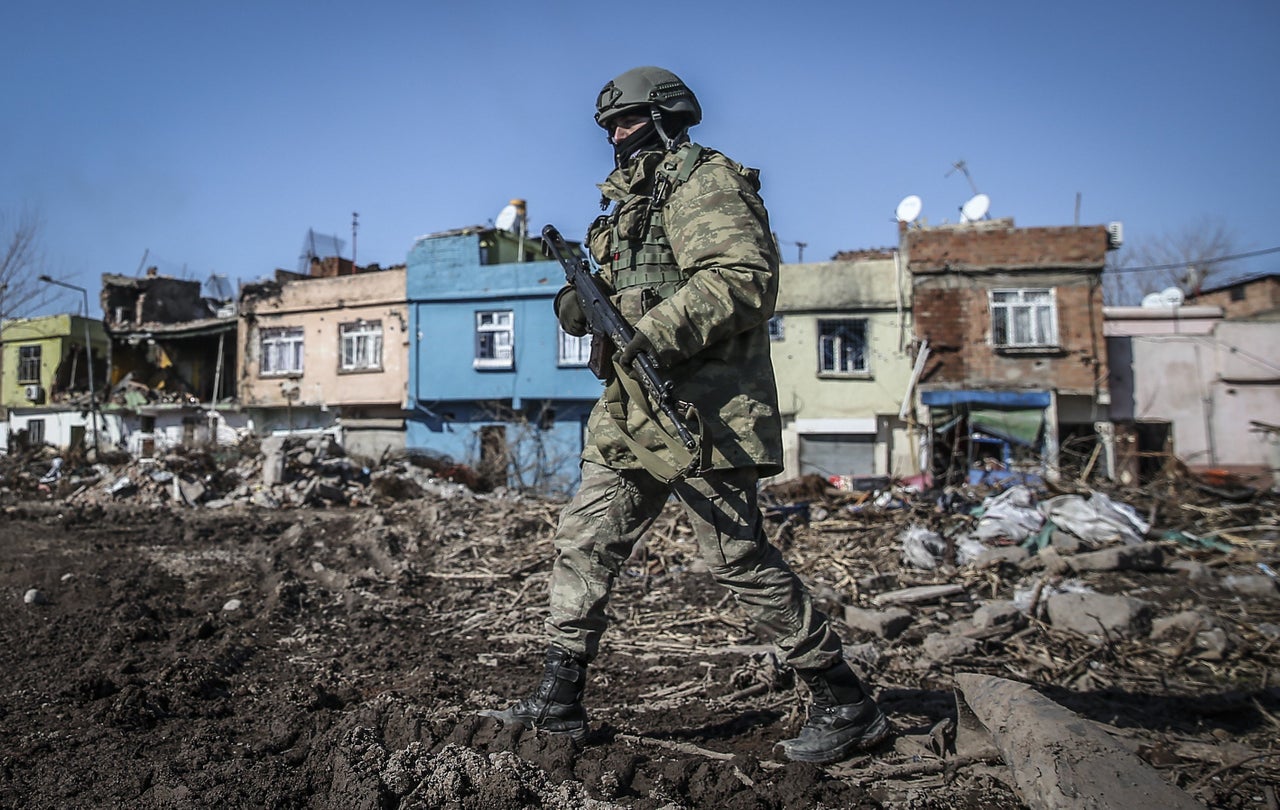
[901,524,947,569]
[955,534,988,566]
[39,458,64,485]
[974,485,1046,544]
[1039,491,1150,546]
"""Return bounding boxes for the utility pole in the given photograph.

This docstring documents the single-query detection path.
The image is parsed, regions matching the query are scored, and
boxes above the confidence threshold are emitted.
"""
[37,275,99,453]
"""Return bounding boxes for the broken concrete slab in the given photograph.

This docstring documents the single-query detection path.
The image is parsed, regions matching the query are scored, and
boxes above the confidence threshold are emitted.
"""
[922,632,979,663]
[843,605,913,639]
[1046,591,1152,637]
[973,600,1023,630]
[1065,542,1165,573]
[1222,574,1279,600]
[975,545,1030,568]
[955,673,1206,810]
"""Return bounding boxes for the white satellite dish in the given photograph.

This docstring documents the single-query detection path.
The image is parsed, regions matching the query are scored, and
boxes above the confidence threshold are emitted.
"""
[494,204,520,233]
[895,194,922,224]
[1141,292,1164,308]
[960,193,990,223]
[1159,286,1185,306]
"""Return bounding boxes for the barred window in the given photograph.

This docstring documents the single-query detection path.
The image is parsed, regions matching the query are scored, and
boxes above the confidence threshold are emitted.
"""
[475,310,514,369]
[818,319,868,375]
[990,289,1057,348]
[340,320,383,371]
[260,326,305,375]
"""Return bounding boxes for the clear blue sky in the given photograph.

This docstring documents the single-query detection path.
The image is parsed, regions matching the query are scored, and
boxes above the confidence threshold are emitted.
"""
[4,1,1278,316]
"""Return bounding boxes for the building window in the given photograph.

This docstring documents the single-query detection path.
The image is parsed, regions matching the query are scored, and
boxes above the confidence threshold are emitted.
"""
[260,326,305,376]
[990,289,1057,348]
[17,345,41,383]
[475,310,514,369]
[27,419,45,446]
[768,315,785,341]
[558,328,592,367]
[340,319,383,372]
[818,319,868,375]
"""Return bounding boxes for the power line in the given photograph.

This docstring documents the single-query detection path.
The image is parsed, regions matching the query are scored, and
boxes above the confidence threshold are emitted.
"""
[1108,245,1280,274]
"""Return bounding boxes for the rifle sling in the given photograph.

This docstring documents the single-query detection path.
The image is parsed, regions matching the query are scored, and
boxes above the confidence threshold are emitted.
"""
[604,367,709,484]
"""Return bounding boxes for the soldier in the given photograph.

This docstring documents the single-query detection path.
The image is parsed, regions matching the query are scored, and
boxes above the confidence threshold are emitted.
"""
[484,66,891,764]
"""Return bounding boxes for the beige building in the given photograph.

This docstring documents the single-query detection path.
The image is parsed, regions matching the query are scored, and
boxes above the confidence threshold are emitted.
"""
[1106,303,1280,487]
[769,257,918,484]
[238,263,408,461]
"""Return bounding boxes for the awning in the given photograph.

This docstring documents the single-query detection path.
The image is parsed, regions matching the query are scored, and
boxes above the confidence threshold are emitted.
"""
[921,390,1051,408]
[924,390,1048,447]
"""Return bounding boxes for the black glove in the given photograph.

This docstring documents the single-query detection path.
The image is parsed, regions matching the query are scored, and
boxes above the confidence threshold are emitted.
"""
[619,331,654,368]
[554,287,588,337]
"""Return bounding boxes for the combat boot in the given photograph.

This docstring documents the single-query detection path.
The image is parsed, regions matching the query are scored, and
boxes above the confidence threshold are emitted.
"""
[481,645,589,742]
[778,659,891,764]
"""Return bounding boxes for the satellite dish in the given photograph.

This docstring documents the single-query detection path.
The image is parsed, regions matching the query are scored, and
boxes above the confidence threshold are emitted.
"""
[1141,292,1163,308]
[494,204,520,233]
[1159,287,1185,306]
[895,194,922,224]
[960,193,990,223]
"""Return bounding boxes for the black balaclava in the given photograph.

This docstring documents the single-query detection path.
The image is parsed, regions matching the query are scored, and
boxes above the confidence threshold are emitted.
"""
[612,119,664,168]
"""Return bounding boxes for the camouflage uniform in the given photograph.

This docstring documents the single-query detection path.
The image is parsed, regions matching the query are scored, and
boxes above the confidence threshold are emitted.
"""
[545,141,843,672]
[487,67,888,763]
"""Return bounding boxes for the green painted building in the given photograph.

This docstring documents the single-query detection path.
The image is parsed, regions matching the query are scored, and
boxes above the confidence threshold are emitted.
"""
[1,313,108,412]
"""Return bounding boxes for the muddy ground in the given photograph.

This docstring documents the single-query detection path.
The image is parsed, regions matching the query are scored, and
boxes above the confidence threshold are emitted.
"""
[1,465,1278,809]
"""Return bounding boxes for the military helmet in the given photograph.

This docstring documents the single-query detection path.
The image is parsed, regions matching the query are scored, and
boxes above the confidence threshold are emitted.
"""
[594,66,702,130]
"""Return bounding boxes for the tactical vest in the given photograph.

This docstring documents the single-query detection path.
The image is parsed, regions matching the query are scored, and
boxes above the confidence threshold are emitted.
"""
[593,143,706,306]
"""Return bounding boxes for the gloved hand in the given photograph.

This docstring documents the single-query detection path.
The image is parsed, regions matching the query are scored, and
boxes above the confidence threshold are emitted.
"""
[554,287,588,337]
[619,331,654,368]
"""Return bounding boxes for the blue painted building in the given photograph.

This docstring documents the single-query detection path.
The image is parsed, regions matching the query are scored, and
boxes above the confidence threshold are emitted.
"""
[405,225,602,495]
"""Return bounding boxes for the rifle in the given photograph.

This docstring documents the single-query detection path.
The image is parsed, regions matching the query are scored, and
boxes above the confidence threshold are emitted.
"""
[541,224,697,452]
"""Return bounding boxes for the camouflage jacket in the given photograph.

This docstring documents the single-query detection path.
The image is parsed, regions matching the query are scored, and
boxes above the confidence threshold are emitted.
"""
[577,142,784,477]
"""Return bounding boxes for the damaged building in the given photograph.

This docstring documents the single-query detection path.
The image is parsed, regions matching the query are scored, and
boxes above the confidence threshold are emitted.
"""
[901,219,1116,486]
[0,313,111,453]
[237,257,409,463]
[100,268,241,455]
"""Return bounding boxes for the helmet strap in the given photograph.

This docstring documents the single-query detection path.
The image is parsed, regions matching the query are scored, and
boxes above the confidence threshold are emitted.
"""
[650,108,677,150]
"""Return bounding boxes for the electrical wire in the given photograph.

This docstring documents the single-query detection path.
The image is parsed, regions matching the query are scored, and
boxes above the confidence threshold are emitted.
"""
[1107,245,1280,274]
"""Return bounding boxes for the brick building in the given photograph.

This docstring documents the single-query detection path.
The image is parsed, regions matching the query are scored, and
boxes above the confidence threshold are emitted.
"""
[1186,272,1280,319]
[902,219,1114,485]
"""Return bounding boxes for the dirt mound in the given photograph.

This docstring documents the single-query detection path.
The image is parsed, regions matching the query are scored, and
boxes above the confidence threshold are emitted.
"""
[1,475,1276,807]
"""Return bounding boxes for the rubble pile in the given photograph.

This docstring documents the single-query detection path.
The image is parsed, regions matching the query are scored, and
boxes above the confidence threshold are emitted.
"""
[2,446,1277,807]
[0,437,485,510]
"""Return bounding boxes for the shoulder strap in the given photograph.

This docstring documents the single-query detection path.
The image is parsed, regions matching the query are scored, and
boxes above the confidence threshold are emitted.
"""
[650,142,705,208]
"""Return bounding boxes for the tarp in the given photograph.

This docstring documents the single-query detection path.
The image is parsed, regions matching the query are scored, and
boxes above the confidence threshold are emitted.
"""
[969,408,1044,447]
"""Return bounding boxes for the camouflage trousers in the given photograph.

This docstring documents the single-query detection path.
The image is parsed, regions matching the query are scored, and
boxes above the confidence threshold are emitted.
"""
[546,460,843,671]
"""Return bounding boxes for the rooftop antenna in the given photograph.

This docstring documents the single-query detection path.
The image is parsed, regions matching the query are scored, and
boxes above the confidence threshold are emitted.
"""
[946,159,980,195]
[947,160,991,223]
[352,211,359,269]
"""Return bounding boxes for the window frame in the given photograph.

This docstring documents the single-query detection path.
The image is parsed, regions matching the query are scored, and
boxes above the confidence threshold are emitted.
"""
[339,319,384,373]
[259,326,305,377]
[17,345,41,383]
[817,318,869,376]
[557,326,592,368]
[989,288,1059,349]
[474,309,515,370]
[768,315,785,341]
